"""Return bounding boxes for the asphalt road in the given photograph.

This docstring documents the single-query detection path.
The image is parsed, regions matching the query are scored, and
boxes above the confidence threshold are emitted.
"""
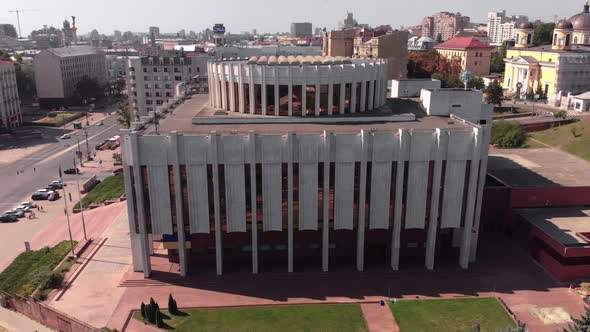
[0,114,122,211]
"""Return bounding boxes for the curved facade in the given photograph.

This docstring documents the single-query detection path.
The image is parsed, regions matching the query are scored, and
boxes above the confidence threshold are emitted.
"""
[207,57,389,116]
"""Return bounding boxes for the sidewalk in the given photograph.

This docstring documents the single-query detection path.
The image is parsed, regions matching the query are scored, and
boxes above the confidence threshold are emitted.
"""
[361,302,399,332]
[0,306,54,332]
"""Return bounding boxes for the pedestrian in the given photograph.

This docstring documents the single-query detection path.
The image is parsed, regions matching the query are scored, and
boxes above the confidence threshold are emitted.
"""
[16,171,19,175]
[37,206,40,212]
[33,167,36,172]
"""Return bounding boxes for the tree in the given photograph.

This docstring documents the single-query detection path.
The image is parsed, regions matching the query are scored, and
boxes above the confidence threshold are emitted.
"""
[485,80,504,107]
[436,33,443,43]
[75,75,102,102]
[168,294,178,315]
[535,84,545,100]
[490,45,507,73]
[554,110,567,120]
[15,63,36,102]
[155,310,164,328]
[468,76,485,90]
[491,121,527,148]
[533,23,555,46]
[115,103,131,128]
[563,307,590,332]
[140,302,147,320]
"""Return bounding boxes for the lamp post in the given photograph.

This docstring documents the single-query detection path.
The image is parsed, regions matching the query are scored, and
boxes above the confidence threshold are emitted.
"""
[74,157,88,240]
[76,136,84,167]
[59,166,76,257]
[83,128,91,161]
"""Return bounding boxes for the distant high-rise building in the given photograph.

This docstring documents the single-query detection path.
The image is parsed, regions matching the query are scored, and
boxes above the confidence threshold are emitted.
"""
[113,30,122,41]
[487,10,529,45]
[0,24,17,38]
[421,12,470,41]
[252,29,257,36]
[149,26,160,38]
[339,12,359,29]
[0,60,22,129]
[314,27,323,35]
[290,22,312,38]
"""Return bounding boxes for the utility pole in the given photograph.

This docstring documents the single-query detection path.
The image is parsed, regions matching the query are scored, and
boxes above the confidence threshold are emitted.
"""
[76,136,84,167]
[74,157,87,240]
[59,166,76,257]
[84,128,90,161]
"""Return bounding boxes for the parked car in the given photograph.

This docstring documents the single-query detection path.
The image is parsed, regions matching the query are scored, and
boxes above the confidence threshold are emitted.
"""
[32,189,51,200]
[95,121,104,126]
[64,168,79,175]
[95,140,108,150]
[4,209,25,218]
[0,214,18,223]
[21,201,37,209]
[60,134,71,139]
[113,167,124,175]
[48,191,60,201]
[15,205,31,213]
[47,180,64,189]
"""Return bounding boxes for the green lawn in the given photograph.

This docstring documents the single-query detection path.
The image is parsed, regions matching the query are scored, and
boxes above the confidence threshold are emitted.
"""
[0,241,76,298]
[527,119,590,161]
[133,304,368,332]
[75,175,125,209]
[32,112,84,125]
[389,298,516,332]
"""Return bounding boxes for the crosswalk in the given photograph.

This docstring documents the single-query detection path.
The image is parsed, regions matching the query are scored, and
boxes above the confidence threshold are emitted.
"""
[538,110,587,118]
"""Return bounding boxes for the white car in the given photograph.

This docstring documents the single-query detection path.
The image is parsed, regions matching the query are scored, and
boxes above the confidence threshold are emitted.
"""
[36,188,49,193]
[61,134,71,139]
[15,205,30,212]
[21,202,37,209]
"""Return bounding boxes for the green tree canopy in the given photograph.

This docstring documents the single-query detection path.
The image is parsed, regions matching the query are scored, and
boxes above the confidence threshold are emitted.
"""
[491,121,527,148]
[75,75,102,102]
[485,80,504,107]
[533,23,555,46]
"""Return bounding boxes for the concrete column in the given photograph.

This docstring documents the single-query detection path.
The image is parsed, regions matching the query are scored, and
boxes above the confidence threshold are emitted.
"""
[207,63,213,106]
[288,67,293,116]
[122,145,142,272]
[425,129,447,270]
[287,132,294,272]
[360,80,367,112]
[130,133,151,277]
[315,83,321,116]
[249,131,258,273]
[238,64,245,113]
[391,129,407,270]
[356,130,369,271]
[211,132,223,275]
[220,65,227,110]
[261,66,267,115]
[249,65,255,114]
[228,64,235,112]
[339,81,346,114]
[213,64,220,108]
[301,66,306,116]
[375,69,381,109]
[170,132,187,277]
[350,81,357,113]
[368,79,375,111]
[470,126,491,263]
[274,67,279,116]
[328,80,334,115]
[322,131,330,272]
[525,68,531,95]
[459,128,483,269]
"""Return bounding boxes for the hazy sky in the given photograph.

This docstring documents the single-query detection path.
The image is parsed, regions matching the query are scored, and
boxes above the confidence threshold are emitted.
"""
[0,0,586,36]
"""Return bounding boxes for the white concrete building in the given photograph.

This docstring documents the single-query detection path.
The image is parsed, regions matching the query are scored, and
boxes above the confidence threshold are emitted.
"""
[390,79,441,98]
[122,83,492,277]
[208,56,389,116]
[0,60,21,129]
[487,11,528,45]
[33,46,107,108]
[127,53,209,117]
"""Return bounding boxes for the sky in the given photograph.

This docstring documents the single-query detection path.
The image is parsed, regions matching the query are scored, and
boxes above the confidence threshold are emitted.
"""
[0,0,586,37]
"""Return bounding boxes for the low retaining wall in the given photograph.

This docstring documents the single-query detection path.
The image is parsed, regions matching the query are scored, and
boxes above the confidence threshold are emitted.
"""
[0,290,99,332]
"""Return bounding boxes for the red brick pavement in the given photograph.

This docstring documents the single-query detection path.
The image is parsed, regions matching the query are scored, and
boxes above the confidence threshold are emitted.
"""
[361,302,400,332]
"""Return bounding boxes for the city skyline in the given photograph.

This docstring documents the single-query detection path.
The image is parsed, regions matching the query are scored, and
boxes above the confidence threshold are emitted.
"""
[0,0,585,37]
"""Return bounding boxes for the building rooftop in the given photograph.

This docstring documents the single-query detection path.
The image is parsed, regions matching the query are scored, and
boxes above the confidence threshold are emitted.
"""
[509,44,590,53]
[47,46,101,57]
[434,37,493,50]
[518,207,590,247]
[152,95,473,135]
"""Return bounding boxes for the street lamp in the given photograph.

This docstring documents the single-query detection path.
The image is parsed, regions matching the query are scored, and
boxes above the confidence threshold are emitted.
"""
[83,128,91,161]
[73,157,88,240]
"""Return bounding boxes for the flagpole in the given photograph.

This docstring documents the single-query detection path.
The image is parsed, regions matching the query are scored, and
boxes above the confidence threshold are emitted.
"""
[74,157,88,240]
[60,165,76,256]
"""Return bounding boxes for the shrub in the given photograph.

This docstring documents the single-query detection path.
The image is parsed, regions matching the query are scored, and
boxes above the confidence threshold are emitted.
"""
[140,302,146,320]
[45,272,64,289]
[168,293,178,315]
[156,309,164,328]
[491,121,527,148]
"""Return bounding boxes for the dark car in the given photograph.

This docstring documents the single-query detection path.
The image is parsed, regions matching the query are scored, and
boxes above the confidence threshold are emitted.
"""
[64,168,80,175]
[4,209,25,218]
[0,214,18,223]
[48,191,61,201]
[113,167,124,175]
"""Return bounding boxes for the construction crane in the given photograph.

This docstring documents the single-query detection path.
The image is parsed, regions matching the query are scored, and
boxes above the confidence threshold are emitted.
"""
[8,9,39,38]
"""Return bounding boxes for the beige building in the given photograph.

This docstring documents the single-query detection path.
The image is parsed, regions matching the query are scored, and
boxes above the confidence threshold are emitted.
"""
[324,29,409,79]
[422,12,470,41]
[34,46,107,108]
[0,60,21,129]
[434,37,493,76]
[353,31,409,79]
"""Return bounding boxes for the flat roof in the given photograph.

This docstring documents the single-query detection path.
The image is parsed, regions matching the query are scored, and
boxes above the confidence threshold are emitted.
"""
[518,207,590,246]
[151,95,473,135]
